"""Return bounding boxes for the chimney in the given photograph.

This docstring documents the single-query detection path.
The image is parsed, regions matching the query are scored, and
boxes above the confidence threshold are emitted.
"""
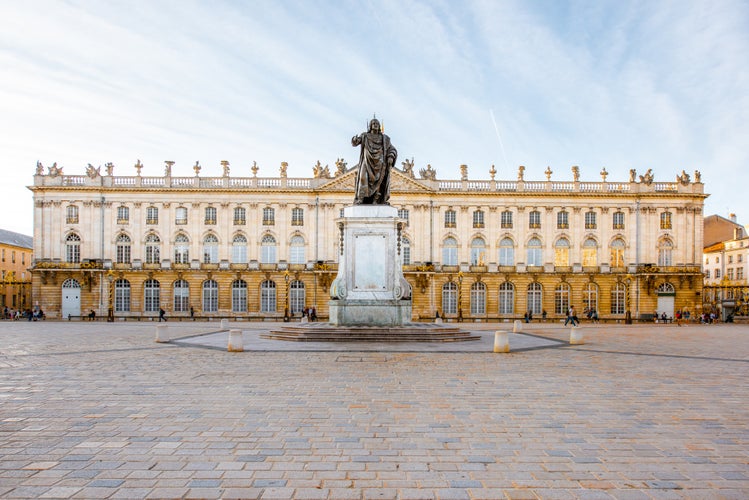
[729,213,737,222]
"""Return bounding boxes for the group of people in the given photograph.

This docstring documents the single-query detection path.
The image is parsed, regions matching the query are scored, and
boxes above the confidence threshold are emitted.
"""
[301,307,318,321]
[522,305,596,327]
[3,306,44,321]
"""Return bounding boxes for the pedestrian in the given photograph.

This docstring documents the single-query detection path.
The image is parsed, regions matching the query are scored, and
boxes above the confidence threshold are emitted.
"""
[524,311,529,323]
[675,310,682,327]
[542,309,547,320]
[310,307,317,322]
[564,305,578,327]
[190,306,194,320]
[159,307,167,322]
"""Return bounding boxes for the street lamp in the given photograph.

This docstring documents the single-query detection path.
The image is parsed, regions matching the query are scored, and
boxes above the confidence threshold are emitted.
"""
[106,270,115,322]
[283,270,290,322]
[457,271,464,323]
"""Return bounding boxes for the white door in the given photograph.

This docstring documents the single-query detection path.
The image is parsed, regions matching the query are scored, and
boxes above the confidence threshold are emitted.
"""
[61,279,81,318]
[656,295,674,319]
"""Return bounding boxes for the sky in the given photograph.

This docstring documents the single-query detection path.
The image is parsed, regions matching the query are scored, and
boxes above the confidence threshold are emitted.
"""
[1,0,748,236]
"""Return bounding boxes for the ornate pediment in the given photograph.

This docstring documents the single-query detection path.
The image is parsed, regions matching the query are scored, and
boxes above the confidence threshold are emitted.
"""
[316,169,434,194]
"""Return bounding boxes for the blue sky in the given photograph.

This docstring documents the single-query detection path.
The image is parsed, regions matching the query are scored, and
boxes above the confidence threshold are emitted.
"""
[2,0,748,236]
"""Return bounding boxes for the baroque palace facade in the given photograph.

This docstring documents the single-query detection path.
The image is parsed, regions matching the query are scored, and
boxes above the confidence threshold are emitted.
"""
[29,160,706,322]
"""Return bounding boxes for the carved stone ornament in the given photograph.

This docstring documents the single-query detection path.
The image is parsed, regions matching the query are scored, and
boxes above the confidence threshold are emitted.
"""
[251,161,259,177]
[221,160,230,177]
[489,164,496,180]
[48,163,62,177]
[419,164,436,180]
[572,165,580,182]
[544,166,552,180]
[193,161,201,176]
[86,163,100,179]
[134,159,143,176]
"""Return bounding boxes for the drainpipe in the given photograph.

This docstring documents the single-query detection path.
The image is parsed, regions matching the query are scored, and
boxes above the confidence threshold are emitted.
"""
[100,195,105,315]
[635,198,640,318]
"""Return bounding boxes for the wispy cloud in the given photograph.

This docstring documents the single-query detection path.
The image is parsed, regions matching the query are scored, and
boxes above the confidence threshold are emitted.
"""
[1,0,747,234]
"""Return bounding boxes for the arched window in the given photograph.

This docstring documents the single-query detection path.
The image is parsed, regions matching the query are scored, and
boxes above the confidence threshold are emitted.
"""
[554,238,570,267]
[173,279,190,312]
[610,282,627,314]
[442,282,458,315]
[145,234,161,264]
[554,282,570,315]
[114,279,130,312]
[232,234,248,264]
[582,238,597,267]
[470,238,486,266]
[442,237,458,266]
[527,282,542,315]
[203,234,219,264]
[65,233,81,263]
[498,237,514,266]
[290,235,305,265]
[498,282,514,314]
[657,238,673,266]
[261,235,277,264]
[290,280,305,314]
[583,283,598,315]
[260,280,276,312]
[470,282,486,315]
[232,280,247,312]
[202,279,218,312]
[143,279,160,313]
[115,234,131,264]
[526,237,542,266]
[174,234,189,264]
[610,238,625,267]
[62,278,81,289]
[401,237,411,266]
[656,282,675,294]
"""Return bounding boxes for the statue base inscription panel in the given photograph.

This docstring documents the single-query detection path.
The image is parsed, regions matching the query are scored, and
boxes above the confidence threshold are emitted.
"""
[329,205,412,327]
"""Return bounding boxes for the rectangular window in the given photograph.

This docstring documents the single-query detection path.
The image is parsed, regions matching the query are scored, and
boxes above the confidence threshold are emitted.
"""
[715,269,721,279]
[473,210,484,229]
[528,211,541,229]
[146,206,159,225]
[234,207,246,225]
[204,207,217,225]
[738,268,744,280]
[727,268,734,280]
[585,211,597,229]
[66,205,79,224]
[175,207,188,225]
[557,211,569,229]
[263,207,275,225]
[728,255,733,264]
[117,206,129,224]
[398,208,409,225]
[22,253,25,265]
[613,211,625,230]
[444,210,456,228]
[291,208,304,226]
[739,255,743,263]
[660,211,672,230]
[705,270,710,279]
[500,211,513,229]
[12,251,15,264]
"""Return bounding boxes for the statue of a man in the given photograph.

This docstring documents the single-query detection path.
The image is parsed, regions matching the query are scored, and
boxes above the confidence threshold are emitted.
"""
[352,118,397,204]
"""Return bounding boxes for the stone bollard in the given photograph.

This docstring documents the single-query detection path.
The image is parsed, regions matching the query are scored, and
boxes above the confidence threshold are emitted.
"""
[493,331,509,353]
[220,319,229,330]
[435,317,443,324]
[569,327,584,345]
[228,329,244,352]
[155,325,169,343]
[301,316,309,323]
[513,320,522,333]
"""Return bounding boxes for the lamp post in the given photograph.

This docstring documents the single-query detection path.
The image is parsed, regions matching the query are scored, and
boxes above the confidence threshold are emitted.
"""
[106,270,114,322]
[457,271,464,323]
[283,270,290,322]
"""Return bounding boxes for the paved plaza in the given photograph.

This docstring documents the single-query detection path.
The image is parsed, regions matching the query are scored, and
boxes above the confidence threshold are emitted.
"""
[0,320,748,499]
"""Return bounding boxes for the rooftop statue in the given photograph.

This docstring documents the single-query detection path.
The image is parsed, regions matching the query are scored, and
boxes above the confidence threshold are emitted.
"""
[352,118,397,204]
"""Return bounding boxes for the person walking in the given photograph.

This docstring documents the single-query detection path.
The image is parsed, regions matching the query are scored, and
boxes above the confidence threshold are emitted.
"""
[159,307,167,322]
[564,305,578,327]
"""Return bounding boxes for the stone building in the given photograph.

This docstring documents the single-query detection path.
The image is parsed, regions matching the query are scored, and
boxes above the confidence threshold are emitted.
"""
[703,214,748,319]
[0,228,33,313]
[29,160,706,322]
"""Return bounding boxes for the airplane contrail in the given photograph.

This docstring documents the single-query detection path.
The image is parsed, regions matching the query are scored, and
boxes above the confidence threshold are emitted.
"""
[489,109,511,174]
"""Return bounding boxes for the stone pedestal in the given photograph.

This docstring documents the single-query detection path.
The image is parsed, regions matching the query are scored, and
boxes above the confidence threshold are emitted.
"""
[228,329,244,352]
[155,325,169,343]
[493,331,509,353]
[329,205,412,327]
[570,327,584,345]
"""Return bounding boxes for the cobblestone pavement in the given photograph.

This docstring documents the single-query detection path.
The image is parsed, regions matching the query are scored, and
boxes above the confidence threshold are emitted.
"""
[1,320,748,499]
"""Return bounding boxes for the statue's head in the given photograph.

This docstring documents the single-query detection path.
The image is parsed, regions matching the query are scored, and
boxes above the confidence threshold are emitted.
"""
[369,118,381,133]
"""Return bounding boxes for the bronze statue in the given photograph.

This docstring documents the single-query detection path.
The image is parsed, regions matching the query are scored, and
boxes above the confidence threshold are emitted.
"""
[352,118,397,204]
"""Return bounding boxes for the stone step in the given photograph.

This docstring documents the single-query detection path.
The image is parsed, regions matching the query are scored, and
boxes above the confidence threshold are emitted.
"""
[263,324,482,342]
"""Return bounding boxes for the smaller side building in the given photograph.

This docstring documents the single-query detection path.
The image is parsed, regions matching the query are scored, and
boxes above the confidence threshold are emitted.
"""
[0,229,33,314]
[703,214,748,320]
